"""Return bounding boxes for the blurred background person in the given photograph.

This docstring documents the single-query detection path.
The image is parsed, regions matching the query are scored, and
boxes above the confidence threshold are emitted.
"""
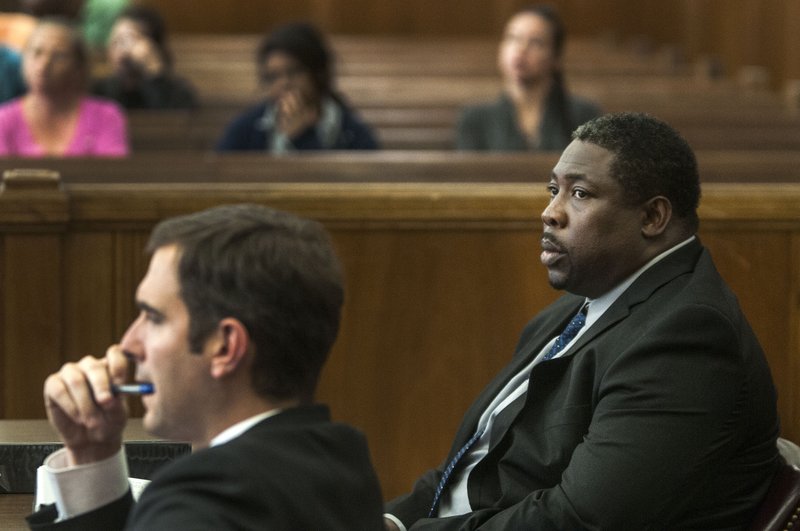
[456,4,601,151]
[82,0,129,51]
[0,17,128,156]
[0,44,25,102]
[92,5,198,109]
[0,0,85,104]
[216,21,378,152]
[0,0,84,50]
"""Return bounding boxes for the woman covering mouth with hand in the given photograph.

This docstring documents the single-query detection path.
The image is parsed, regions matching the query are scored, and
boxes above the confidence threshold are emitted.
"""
[215,22,379,153]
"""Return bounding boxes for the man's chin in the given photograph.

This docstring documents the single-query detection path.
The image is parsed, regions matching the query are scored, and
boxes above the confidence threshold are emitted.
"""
[547,271,568,291]
[141,411,161,437]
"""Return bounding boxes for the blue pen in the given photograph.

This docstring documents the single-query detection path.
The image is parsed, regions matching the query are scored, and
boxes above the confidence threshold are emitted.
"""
[111,383,155,395]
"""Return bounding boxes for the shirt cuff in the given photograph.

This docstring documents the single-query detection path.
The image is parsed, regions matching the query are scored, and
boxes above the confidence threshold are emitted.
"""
[36,447,129,520]
[384,513,408,531]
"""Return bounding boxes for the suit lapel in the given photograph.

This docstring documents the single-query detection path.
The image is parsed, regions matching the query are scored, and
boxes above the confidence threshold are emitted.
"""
[450,297,584,453]
[551,239,703,361]
[443,299,579,455]
[486,240,703,445]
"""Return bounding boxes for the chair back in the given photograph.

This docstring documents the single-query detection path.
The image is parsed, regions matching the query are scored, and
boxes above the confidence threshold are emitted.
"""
[748,438,800,531]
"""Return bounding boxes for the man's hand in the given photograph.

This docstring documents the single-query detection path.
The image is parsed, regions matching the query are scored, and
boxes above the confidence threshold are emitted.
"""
[43,345,131,466]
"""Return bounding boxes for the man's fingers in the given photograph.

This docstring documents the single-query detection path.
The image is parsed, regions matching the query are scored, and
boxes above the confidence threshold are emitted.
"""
[106,345,131,384]
[44,372,80,423]
[75,355,115,406]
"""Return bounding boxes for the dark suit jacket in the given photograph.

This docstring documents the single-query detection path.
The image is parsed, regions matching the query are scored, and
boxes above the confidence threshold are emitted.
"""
[215,100,379,152]
[28,405,385,530]
[387,240,780,530]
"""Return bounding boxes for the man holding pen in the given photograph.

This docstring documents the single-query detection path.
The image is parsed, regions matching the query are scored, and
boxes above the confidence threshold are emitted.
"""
[27,204,384,530]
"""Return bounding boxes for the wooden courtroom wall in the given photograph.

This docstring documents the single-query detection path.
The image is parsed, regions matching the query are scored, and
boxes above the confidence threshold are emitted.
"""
[1,167,799,499]
[143,0,800,91]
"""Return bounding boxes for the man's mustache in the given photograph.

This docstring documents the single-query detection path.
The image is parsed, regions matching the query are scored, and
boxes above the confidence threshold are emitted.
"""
[541,233,564,252]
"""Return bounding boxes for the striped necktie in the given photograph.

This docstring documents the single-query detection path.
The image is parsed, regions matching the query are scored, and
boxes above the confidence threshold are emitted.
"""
[543,305,588,361]
[428,304,588,516]
[428,427,485,516]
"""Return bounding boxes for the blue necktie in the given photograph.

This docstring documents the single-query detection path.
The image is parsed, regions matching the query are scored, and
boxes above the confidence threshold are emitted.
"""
[543,305,588,361]
[428,427,485,516]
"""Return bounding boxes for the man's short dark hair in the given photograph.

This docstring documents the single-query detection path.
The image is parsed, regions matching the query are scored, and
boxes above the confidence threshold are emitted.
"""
[573,112,701,232]
[146,204,344,402]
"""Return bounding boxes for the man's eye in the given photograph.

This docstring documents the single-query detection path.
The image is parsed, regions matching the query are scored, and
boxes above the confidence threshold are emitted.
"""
[546,185,558,197]
[573,189,588,199]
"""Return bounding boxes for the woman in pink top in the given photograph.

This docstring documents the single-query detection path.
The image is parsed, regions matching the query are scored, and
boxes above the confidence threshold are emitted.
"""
[0,17,128,157]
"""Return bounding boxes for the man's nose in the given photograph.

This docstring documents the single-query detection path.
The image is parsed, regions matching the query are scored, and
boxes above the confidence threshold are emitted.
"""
[119,314,145,360]
[541,198,565,227]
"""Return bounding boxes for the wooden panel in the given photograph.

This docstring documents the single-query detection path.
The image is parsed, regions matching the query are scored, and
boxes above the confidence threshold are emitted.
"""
[782,0,800,84]
[113,231,156,337]
[130,0,800,90]
[139,0,315,34]
[699,230,795,441]
[62,233,116,362]
[0,495,32,531]
[2,235,62,419]
[756,0,787,89]
[318,228,555,496]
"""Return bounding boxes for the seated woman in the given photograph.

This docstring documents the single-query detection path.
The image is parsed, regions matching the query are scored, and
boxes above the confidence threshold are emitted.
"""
[456,4,601,151]
[0,17,128,156]
[92,5,197,109]
[216,22,378,152]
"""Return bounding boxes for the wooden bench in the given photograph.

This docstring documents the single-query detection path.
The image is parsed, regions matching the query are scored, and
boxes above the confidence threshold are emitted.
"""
[122,93,800,152]
[101,32,796,151]
[120,34,796,151]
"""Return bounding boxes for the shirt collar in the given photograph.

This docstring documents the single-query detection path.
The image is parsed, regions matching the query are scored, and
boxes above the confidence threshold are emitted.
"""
[583,235,696,328]
[210,408,284,447]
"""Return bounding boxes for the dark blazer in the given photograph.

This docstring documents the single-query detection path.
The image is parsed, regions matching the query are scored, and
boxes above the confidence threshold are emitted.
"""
[387,239,780,530]
[455,91,602,151]
[92,74,199,110]
[28,405,385,530]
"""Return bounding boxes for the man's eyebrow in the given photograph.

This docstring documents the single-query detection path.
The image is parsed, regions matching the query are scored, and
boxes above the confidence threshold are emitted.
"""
[549,171,589,182]
[136,301,164,318]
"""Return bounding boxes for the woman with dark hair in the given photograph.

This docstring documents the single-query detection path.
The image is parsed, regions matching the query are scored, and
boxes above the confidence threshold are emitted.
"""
[92,5,197,109]
[456,4,601,151]
[216,22,378,152]
[0,17,127,156]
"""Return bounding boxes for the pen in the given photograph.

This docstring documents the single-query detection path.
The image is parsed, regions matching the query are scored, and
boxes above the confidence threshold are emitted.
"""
[111,383,155,395]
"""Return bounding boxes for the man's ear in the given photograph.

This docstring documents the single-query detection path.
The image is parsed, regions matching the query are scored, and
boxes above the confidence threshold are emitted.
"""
[641,196,672,237]
[208,318,251,380]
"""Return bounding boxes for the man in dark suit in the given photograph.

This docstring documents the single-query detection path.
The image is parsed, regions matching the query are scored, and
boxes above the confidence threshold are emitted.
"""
[27,204,384,530]
[385,112,780,530]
